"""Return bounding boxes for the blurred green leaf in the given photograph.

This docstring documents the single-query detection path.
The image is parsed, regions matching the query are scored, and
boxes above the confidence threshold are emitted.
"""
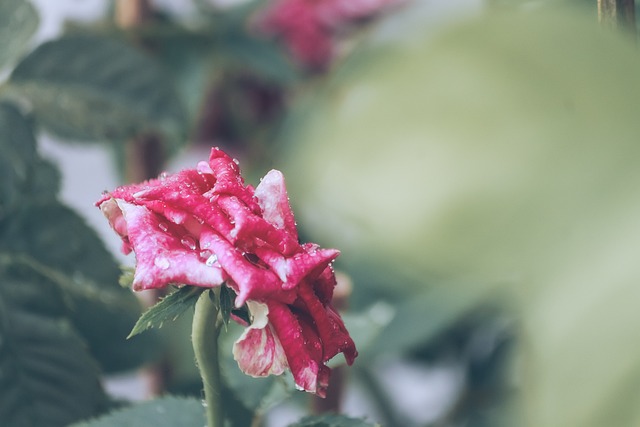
[68,396,205,427]
[151,30,215,125]
[219,33,298,84]
[9,34,187,144]
[0,0,38,69]
[129,286,204,338]
[0,201,158,372]
[0,257,107,427]
[289,414,380,427]
[365,284,493,358]
[281,6,640,427]
[0,102,59,217]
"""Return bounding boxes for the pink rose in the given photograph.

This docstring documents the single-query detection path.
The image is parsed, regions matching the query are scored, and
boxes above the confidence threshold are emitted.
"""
[96,147,357,397]
[256,0,400,70]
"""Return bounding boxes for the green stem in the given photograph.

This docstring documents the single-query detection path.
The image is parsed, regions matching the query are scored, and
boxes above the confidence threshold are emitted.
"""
[192,290,224,427]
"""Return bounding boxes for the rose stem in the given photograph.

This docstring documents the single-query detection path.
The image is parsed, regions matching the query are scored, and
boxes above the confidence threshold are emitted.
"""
[192,290,224,427]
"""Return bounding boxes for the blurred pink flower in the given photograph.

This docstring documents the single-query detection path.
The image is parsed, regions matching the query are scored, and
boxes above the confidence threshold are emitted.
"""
[257,0,399,70]
[96,147,357,396]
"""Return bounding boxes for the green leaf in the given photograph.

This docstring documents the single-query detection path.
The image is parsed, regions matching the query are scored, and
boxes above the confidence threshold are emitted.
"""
[219,33,298,84]
[289,414,380,427]
[68,396,206,427]
[0,201,158,373]
[129,286,205,338]
[0,0,38,69]
[0,102,59,217]
[149,28,217,123]
[219,284,234,326]
[0,258,107,427]
[9,33,187,144]
[366,284,494,358]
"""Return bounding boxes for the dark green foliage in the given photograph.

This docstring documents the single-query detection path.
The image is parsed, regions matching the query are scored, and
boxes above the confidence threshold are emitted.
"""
[0,200,159,373]
[0,103,59,217]
[9,33,186,144]
[68,396,206,427]
[0,258,108,427]
[0,102,156,373]
[289,414,379,427]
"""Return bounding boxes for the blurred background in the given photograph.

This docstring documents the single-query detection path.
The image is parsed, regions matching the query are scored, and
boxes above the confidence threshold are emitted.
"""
[3,0,640,426]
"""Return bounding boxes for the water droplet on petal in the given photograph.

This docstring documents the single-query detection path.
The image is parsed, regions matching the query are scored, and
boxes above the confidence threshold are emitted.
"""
[205,254,218,267]
[159,171,169,181]
[181,235,197,250]
[159,223,169,232]
[294,383,304,391]
[154,257,170,270]
[232,158,240,165]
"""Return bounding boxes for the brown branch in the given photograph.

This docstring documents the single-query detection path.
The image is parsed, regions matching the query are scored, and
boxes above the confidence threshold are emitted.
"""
[115,0,169,397]
[115,0,164,184]
[598,0,637,36]
[115,0,152,30]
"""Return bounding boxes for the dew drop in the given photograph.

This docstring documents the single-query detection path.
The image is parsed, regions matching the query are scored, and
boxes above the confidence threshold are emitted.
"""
[294,383,304,391]
[205,254,218,267]
[181,235,197,250]
[159,171,169,181]
[154,257,170,270]
[158,222,169,232]
[232,158,240,165]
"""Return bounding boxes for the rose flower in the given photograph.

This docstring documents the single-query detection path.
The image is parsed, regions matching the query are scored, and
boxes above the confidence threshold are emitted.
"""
[96,147,357,397]
[255,0,401,70]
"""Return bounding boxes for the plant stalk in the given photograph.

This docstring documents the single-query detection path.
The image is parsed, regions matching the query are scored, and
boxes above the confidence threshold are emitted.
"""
[192,290,224,427]
[597,0,637,35]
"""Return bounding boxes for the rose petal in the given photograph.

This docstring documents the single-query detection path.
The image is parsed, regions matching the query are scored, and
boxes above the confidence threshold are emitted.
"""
[233,301,288,377]
[208,148,261,213]
[266,301,324,395]
[218,196,299,256]
[118,201,226,290]
[254,170,298,239]
[254,245,339,289]
[297,280,357,365]
[99,198,132,254]
[200,228,295,306]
